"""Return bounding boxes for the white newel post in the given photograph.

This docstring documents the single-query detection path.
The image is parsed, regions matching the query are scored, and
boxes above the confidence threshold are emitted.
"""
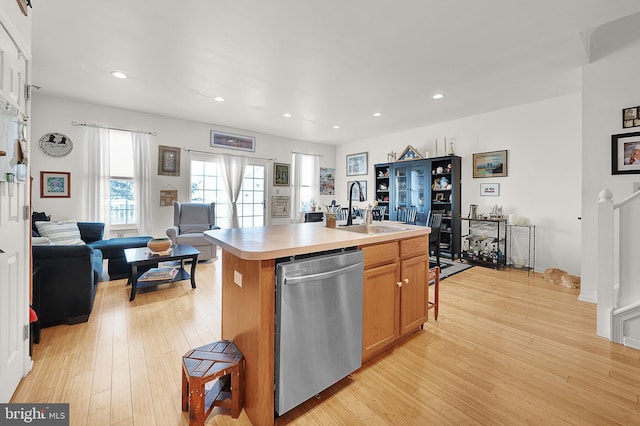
[597,189,614,339]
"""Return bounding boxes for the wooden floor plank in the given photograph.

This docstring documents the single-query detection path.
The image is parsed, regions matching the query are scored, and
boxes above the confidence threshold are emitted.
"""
[11,258,640,425]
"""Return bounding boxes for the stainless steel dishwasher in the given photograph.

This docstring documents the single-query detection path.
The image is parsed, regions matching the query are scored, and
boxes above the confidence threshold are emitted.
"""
[275,249,364,416]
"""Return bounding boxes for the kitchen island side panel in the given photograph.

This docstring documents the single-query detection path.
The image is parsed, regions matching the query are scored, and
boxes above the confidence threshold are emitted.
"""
[221,249,276,426]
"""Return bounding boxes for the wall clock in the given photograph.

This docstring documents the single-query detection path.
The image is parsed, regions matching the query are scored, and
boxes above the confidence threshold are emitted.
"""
[39,132,73,157]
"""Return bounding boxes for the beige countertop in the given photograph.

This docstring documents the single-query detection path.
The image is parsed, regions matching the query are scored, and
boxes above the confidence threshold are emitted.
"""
[204,221,430,260]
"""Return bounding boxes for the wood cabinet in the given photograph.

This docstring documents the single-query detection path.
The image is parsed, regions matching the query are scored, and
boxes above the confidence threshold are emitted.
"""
[360,236,429,361]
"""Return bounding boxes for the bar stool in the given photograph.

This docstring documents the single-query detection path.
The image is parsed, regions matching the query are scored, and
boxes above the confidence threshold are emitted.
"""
[427,266,440,320]
[181,340,243,425]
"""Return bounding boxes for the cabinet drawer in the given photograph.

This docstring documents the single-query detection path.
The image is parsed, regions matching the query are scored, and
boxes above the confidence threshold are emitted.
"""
[361,241,398,268]
[400,236,428,258]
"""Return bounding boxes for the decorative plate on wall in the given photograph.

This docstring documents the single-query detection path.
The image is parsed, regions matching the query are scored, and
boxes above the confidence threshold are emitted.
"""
[39,132,73,157]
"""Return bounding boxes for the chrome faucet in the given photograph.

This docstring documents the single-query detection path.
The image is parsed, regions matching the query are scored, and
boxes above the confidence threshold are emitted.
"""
[346,181,365,226]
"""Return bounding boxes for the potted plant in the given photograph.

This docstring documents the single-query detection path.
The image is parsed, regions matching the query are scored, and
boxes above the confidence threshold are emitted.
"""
[310,198,317,212]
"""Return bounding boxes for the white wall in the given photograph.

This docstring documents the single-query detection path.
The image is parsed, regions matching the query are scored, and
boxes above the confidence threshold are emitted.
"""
[0,0,31,54]
[581,13,640,303]
[30,94,336,237]
[336,93,582,274]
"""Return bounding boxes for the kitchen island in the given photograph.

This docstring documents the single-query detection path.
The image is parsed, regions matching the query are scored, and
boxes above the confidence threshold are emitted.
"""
[204,222,430,425]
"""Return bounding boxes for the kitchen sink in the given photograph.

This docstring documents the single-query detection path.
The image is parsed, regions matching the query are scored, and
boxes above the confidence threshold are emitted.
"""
[337,224,408,234]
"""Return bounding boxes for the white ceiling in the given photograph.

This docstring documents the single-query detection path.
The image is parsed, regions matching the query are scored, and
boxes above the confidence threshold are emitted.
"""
[30,1,640,145]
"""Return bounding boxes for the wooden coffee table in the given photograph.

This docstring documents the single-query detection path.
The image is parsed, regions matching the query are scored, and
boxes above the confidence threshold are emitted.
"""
[124,244,200,301]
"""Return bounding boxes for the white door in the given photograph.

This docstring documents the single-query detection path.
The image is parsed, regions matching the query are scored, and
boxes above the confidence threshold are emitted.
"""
[0,21,29,403]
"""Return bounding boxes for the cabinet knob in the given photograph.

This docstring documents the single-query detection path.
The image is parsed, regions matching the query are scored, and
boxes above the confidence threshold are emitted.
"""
[397,281,403,287]
[403,278,409,284]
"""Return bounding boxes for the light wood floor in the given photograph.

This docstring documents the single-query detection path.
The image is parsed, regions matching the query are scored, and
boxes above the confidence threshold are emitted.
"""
[12,259,640,425]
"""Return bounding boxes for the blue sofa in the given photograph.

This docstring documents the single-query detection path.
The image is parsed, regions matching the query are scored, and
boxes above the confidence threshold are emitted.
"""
[32,221,105,326]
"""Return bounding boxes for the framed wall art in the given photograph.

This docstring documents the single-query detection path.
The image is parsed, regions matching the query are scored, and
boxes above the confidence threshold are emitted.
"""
[274,162,290,186]
[622,106,640,129]
[347,180,367,201]
[40,171,70,198]
[472,150,508,178]
[158,145,180,176]
[319,167,335,195]
[211,130,256,152]
[480,183,500,196]
[271,196,291,218]
[611,131,640,175]
[346,152,368,176]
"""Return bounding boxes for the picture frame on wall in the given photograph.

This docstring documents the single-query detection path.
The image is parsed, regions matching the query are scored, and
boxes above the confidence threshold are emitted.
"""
[40,171,70,198]
[271,196,291,218]
[347,180,367,201]
[274,162,290,186]
[346,152,368,176]
[211,130,256,152]
[611,131,640,175]
[158,145,181,176]
[480,183,500,196]
[472,150,508,178]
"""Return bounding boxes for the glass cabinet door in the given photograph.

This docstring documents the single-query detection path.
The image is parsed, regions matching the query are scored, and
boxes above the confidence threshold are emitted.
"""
[391,161,428,224]
[393,164,408,211]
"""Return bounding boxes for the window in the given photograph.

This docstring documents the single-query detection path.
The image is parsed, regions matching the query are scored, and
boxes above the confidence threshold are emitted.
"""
[109,130,135,226]
[190,158,265,228]
[293,153,319,214]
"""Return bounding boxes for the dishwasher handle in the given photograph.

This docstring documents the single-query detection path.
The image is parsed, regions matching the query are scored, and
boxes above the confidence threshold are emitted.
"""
[283,262,363,285]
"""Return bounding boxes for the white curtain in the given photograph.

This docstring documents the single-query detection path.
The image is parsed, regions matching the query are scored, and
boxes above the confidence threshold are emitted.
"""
[218,154,247,228]
[85,128,111,234]
[133,133,152,236]
[293,152,320,223]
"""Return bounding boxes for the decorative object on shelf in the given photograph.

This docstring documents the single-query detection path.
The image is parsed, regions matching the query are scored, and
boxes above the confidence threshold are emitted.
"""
[40,171,70,198]
[272,196,291,218]
[319,167,335,195]
[611,131,640,174]
[147,238,172,254]
[158,145,181,176]
[386,151,396,162]
[210,130,256,152]
[39,132,73,157]
[274,162,290,186]
[346,152,368,176]
[472,150,508,178]
[347,180,367,201]
[447,138,455,155]
[468,204,478,219]
[622,106,640,129]
[397,145,423,161]
[489,205,503,219]
[480,183,500,196]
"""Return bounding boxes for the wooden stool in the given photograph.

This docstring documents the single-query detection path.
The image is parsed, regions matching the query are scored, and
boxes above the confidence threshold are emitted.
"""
[427,266,440,320]
[181,340,243,425]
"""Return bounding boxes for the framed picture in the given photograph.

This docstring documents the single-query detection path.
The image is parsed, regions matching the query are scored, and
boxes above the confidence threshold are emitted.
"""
[274,162,290,186]
[159,189,178,206]
[211,130,256,152]
[271,196,291,218]
[346,152,368,176]
[347,180,367,201]
[40,171,70,198]
[623,107,639,129]
[480,183,500,196]
[158,145,181,176]
[472,150,508,178]
[319,167,335,195]
[611,131,640,174]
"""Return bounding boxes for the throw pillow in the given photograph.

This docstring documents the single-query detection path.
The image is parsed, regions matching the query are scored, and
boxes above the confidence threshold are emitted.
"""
[35,220,85,246]
[32,236,51,245]
[179,224,210,234]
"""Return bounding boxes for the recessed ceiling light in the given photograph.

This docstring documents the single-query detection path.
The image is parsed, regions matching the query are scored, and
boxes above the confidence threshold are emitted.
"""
[283,113,292,118]
[373,112,383,117]
[214,96,225,102]
[333,125,340,129]
[432,93,445,100]
[111,71,127,79]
